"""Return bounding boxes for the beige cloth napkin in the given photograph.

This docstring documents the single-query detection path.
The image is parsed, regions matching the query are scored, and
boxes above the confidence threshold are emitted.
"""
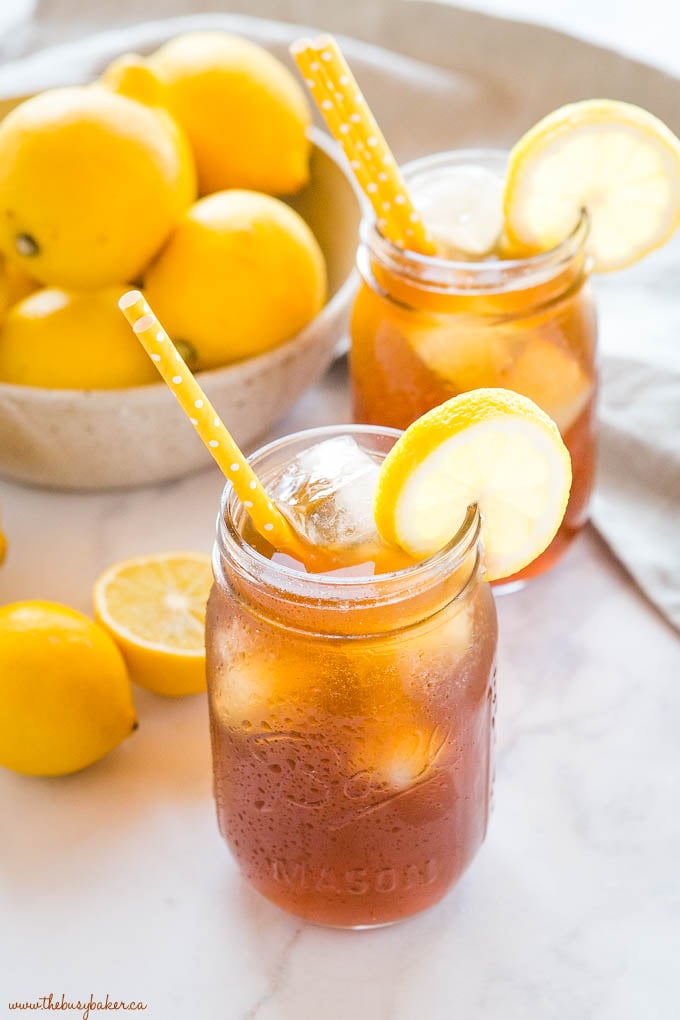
[1,0,679,631]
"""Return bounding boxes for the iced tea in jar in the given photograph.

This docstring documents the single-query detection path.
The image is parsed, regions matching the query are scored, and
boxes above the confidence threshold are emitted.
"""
[351,151,597,586]
[206,425,497,928]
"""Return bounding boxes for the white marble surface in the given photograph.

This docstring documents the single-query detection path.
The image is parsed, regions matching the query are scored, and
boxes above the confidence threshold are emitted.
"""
[1,0,680,1013]
[1,355,679,1018]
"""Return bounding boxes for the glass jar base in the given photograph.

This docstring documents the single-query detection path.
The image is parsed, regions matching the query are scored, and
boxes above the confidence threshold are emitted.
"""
[245,878,451,930]
[492,578,528,597]
[309,919,405,931]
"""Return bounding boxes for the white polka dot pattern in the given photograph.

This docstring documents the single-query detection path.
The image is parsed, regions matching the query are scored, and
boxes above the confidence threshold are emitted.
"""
[117,290,300,554]
[290,35,435,255]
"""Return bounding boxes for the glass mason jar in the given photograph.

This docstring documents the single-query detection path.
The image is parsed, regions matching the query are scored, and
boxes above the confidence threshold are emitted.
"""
[351,150,598,586]
[206,425,498,928]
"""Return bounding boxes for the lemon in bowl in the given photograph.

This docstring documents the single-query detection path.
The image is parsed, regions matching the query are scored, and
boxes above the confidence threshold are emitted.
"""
[0,78,195,290]
[0,127,360,490]
[144,189,326,370]
[146,31,312,197]
[0,286,158,389]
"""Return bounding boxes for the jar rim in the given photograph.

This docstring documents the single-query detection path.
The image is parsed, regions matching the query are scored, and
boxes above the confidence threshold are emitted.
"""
[214,424,482,607]
[360,147,590,293]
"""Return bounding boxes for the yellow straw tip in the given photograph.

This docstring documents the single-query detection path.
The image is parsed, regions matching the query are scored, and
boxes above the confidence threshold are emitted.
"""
[133,314,156,334]
[289,38,313,55]
[119,290,143,311]
[312,34,335,48]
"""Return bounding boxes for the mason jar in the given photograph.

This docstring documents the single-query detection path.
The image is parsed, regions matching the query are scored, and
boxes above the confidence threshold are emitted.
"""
[206,424,498,928]
[351,150,598,586]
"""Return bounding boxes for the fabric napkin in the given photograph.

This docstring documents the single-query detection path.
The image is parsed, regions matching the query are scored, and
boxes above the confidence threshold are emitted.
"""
[1,0,679,631]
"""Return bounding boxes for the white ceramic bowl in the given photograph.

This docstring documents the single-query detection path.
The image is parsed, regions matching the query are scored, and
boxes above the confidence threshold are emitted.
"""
[0,129,360,490]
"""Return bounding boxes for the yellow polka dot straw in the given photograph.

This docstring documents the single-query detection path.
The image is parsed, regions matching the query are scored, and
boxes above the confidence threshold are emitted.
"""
[291,35,436,255]
[118,290,302,555]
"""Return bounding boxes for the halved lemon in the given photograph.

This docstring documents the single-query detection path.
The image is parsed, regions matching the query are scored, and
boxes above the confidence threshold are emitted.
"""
[373,388,572,581]
[93,552,213,697]
[504,99,680,271]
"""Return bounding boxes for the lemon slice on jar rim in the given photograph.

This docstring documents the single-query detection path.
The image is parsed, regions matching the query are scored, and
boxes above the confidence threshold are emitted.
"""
[373,388,572,581]
[503,99,680,271]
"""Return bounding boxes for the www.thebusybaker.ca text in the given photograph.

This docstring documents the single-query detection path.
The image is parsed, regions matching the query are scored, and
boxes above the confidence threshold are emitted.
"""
[8,993,147,1019]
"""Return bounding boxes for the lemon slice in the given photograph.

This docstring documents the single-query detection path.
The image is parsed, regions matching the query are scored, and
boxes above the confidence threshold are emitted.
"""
[504,99,680,271]
[373,389,572,580]
[93,552,213,697]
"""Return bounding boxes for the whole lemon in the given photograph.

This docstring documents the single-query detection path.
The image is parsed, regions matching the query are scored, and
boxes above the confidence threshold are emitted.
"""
[147,32,311,195]
[0,259,8,325]
[144,190,326,369]
[0,601,137,776]
[0,285,159,389]
[0,83,196,289]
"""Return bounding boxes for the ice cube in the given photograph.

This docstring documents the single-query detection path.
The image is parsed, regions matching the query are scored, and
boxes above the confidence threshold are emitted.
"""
[212,619,276,726]
[407,319,511,389]
[376,729,432,788]
[407,316,593,434]
[414,165,504,257]
[211,615,282,726]
[350,722,450,790]
[215,656,272,727]
[213,619,310,727]
[268,435,382,549]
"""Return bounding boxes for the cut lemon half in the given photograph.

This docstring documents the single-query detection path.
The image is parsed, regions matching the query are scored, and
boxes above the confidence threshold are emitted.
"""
[93,552,213,697]
[504,99,680,271]
[373,389,572,581]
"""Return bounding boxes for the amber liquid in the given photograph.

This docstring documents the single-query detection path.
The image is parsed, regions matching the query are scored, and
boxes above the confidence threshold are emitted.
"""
[351,243,598,585]
[206,531,497,927]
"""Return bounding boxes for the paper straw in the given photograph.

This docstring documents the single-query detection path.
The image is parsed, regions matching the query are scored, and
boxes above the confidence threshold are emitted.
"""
[118,290,302,556]
[293,52,405,244]
[291,35,436,255]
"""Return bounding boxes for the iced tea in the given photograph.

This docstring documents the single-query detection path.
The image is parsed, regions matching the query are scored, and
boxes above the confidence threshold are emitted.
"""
[351,151,597,586]
[206,426,497,927]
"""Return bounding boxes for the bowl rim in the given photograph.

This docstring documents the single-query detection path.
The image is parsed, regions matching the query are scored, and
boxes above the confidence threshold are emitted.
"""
[0,127,358,405]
